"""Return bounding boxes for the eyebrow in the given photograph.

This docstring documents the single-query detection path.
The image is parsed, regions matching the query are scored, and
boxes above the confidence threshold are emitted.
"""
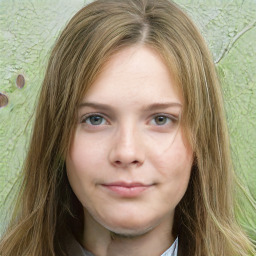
[144,102,182,111]
[78,101,182,111]
[78,102,114,111]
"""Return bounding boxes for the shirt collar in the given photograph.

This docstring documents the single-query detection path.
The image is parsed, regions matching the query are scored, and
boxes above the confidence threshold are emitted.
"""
[64,232,178,256]
[161,237,178,256]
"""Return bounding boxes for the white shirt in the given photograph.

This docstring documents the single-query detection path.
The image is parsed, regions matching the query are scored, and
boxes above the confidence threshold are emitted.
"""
[161,237,178,256]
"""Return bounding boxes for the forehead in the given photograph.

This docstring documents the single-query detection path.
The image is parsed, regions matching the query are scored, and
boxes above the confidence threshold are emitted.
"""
[82,45,182,105]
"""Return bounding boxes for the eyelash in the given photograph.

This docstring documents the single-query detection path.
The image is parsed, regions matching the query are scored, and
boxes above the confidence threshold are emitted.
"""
[80,113,179,127]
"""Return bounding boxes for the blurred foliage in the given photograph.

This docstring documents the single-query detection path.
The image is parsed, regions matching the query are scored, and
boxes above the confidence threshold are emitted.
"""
[0,0,255,240]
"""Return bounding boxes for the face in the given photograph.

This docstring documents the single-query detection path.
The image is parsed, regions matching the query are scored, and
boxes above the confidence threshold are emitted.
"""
[66,46,193,237]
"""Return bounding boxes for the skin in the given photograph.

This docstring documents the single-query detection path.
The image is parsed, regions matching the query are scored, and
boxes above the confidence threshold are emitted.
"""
[66,46,193,256]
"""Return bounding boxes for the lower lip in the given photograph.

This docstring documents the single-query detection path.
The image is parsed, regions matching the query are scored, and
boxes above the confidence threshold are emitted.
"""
[102,185,151,197]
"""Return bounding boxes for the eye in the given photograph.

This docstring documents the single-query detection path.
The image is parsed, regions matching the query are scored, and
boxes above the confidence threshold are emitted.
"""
[82,114,108,126]
[150,114,178,126]
[153,116,169,125]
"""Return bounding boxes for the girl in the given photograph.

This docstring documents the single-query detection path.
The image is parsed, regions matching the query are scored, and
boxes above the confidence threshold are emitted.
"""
[1,0,255,255]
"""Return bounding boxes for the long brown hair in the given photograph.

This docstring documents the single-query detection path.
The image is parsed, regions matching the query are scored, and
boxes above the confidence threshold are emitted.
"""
[1,0,255,255]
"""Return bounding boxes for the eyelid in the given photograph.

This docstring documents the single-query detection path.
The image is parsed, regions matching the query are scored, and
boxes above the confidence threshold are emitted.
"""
[150,113,179,122]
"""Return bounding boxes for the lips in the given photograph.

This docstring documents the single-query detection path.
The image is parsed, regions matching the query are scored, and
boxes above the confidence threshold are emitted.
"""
[101,182,152,197]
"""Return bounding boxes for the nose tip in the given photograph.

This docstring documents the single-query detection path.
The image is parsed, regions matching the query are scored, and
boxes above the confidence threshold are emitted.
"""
[109,130,145,168]
[110,147,144,168]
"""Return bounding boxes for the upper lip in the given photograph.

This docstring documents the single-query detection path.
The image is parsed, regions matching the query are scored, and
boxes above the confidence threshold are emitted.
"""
[102,182,152,187]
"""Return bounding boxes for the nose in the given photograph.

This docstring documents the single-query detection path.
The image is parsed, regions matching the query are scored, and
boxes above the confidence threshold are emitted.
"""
[108,125,145,168]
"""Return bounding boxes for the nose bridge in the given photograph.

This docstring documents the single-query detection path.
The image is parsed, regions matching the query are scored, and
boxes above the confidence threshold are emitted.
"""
[109,120,144,167]
[119,121,138,147]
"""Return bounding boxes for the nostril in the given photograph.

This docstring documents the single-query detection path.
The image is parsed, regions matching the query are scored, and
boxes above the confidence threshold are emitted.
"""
[0,93,8,108]
[114,159,140,167]
[133,160,142,167]
[16,74,25,89]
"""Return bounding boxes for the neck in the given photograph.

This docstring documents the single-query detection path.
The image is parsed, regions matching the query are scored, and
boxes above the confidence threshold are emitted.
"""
[82,213,174,256]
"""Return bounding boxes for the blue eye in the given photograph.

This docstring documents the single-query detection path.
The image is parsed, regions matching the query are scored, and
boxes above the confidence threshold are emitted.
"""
[83,115,107,126]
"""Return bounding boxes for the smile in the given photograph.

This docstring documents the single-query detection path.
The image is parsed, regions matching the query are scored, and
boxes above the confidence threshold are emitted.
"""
[101,182,153,198]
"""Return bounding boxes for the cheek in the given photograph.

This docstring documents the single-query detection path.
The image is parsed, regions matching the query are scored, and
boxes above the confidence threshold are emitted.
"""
[151,131,193,189]
[66,132,112,199]
[67,133,105,173]
[66,135,103,207]
[66,135,93,191]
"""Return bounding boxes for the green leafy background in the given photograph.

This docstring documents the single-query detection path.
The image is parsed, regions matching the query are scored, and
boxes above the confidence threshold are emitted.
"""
[0,0,255,240]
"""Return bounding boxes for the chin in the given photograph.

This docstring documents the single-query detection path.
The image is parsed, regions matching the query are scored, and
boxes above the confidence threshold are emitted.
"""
[101,217,156,238]
[109,225,154,239]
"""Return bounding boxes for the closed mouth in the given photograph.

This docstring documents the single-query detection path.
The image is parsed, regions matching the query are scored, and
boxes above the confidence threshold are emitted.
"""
[101,181,154,197]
